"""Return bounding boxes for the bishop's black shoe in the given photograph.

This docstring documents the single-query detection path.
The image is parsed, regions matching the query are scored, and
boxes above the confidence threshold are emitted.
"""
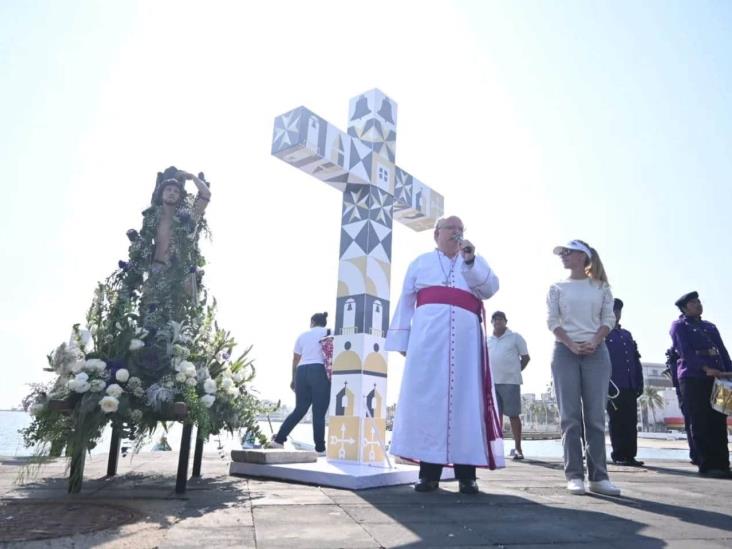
[458,479,479,494]
[414,479,439,492]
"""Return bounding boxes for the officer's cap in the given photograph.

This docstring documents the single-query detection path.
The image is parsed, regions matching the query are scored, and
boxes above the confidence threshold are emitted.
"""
[674,291,699,310]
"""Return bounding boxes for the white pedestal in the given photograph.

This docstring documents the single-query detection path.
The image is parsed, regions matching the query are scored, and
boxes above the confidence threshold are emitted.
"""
[229,457,454,490]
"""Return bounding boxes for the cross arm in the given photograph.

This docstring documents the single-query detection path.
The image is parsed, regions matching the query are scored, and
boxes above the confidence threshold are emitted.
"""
[392,166,444,232]
[272,106,375,190]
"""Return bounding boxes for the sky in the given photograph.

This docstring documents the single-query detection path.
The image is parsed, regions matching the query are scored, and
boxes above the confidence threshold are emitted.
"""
[1,0,731,410]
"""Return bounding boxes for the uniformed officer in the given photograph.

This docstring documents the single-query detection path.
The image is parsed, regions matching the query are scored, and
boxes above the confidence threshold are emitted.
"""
[605,298,645,466]
[670,291,732,479]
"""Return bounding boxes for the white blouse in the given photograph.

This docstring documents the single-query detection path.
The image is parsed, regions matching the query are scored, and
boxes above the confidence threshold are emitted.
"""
[546,278,615,342]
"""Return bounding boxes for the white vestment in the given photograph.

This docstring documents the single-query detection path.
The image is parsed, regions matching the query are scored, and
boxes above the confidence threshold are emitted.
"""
[385,250,505,468]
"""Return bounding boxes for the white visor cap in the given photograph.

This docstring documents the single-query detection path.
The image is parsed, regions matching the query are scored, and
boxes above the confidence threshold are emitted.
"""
[553,240,592,261]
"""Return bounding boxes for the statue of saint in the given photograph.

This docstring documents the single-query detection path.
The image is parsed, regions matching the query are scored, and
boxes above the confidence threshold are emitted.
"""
[151,168,211,267]
[129,166,212,346]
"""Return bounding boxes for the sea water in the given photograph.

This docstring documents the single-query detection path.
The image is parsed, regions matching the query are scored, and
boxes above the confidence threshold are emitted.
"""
[0,410,693,461]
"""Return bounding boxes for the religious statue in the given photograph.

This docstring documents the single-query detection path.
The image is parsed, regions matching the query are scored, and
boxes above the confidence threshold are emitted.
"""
[135,166,211,330]
[22,165,264,493]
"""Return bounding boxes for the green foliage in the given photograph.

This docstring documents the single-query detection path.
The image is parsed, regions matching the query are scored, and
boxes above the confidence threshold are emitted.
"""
[22,188,265,467]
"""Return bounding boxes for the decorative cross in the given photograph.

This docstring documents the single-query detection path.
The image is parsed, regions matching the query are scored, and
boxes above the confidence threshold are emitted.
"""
[272,89,444,463]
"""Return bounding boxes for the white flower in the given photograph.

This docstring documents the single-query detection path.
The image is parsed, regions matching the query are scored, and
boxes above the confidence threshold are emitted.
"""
[89,379,107,392]
[29,403,45,416]
[185,377,197,387]
[130,409,143,422]
[84,359,107,373]
[183,364,197,378]
[70,360,86,374]
[227,386,239,397]
[178,360,195,374]
[99,395,119,413]
[133,386,145,398]
[115,369,130,383]
[175,372,187,383]
[203,379,217,394]
[129,339,145,351]
[200,394,215,408]
[78,329,93,350]
[220,377,234,390]
[69,328,93,352]
[127,376,141,389]
[72,380,91,393]
[106,383,124,398]
[74,372,89,382]
[232,372,243,384]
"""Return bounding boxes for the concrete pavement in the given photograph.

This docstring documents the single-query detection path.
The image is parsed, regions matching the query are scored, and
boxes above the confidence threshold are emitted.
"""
[1,452,730,548]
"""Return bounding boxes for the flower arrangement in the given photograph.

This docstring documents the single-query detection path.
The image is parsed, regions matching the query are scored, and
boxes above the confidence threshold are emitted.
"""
[21,169,268,484]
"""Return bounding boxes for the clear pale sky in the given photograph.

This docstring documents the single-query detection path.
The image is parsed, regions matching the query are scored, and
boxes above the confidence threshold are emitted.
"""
[2,1,731,409]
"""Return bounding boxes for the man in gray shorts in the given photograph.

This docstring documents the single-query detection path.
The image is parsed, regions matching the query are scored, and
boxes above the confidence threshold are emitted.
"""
[487,311,530,460]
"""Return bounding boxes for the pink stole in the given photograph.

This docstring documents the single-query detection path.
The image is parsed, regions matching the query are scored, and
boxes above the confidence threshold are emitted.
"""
[416,286,502,469]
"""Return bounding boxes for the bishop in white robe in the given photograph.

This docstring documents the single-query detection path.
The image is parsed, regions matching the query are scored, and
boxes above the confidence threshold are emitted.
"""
[385,216,504,492]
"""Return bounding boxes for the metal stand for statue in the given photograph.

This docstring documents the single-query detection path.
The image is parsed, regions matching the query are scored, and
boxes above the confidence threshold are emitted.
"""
[230,89,450,489]
[24,168,265,494]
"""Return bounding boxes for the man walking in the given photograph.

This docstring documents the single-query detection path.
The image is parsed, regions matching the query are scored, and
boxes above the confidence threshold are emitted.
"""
[487,311,530,460]
[605,298,645,466]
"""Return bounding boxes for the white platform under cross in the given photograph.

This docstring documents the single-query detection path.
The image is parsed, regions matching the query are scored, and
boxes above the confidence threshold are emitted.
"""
[229,452,454,490]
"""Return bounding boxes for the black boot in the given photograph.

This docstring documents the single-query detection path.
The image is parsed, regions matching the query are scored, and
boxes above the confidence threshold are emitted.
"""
[414,479,439,492]
[458,479,479,494]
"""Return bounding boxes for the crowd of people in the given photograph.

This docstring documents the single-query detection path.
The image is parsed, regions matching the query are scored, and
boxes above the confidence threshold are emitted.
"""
[270,215,732,494]
[385,217,731,495]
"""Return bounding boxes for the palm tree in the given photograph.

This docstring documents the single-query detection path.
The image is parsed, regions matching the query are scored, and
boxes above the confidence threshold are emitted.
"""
[638,387,665,432]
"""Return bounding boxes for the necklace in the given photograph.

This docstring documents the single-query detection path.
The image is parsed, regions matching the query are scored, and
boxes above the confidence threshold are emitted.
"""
[436,250,458,286]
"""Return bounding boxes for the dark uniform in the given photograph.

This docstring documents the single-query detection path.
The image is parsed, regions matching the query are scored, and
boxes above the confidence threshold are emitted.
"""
[670,291,731,477]
[665,347,697,464]
[606,324,644,464]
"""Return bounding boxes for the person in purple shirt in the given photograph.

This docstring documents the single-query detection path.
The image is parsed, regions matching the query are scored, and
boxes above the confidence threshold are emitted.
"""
[605,298,645,466]
[670,291,732,479]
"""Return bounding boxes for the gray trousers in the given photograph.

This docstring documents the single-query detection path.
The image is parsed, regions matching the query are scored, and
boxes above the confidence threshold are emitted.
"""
[551,342,611,481]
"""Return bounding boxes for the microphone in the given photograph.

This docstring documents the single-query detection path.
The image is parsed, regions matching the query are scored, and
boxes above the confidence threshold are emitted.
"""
[453,233,473,255]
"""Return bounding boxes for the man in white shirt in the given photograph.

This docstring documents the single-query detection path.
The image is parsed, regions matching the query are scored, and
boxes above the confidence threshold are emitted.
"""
[487,311,530,460]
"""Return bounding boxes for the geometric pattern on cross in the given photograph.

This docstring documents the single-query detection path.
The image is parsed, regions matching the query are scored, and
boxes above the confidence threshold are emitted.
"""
[272,89,444,464]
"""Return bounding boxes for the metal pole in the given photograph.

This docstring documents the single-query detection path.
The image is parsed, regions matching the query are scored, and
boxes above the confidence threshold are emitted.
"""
[175,423,193,494]
[106,423,121,477]
[192,434,204,477]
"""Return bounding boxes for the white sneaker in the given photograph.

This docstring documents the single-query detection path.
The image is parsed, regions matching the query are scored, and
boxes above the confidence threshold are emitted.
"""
[566,479,586,495]
[264,439,284,449]
[316,451,326,457]
[588,479,621,496]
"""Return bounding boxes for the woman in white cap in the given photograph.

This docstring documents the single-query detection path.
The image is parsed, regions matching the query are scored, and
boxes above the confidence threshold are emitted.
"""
[547,239,620,496]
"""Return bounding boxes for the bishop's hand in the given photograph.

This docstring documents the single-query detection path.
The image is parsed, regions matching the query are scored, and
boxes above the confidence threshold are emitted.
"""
[460,239,475,264]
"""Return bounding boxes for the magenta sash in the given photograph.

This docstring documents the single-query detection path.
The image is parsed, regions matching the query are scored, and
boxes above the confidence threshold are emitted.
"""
[416,286,503,469]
